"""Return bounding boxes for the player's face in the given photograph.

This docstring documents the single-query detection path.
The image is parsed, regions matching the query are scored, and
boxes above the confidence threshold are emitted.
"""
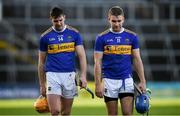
[108,15,124,32]
[51,15,65,31]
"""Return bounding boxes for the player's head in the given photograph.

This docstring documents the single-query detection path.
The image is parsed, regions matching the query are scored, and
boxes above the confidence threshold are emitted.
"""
[50,6,65,30]
[108,6,124,32]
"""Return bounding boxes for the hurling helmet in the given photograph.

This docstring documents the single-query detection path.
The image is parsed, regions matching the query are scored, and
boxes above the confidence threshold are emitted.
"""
[135,93,150,114]
[34,95,49,113]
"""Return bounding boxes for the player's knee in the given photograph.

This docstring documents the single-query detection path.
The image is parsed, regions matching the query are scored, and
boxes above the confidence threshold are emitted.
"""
[107,108,118,115]
[51,109,60,115]
[108,110,118,115]
[61,109,71,115]
[122,110,133,116]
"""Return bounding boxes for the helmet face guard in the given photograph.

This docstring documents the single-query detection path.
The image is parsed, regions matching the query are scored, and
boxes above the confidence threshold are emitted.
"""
[135,93,150,114]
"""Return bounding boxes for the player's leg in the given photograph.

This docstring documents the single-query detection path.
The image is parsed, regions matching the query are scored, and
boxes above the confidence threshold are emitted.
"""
[61,72,77,115]
[119,93,134,115]
[103,78,122,115]
[119,77,134,115]
[46,72,62,115]
[47,94,61,115]
[104,96,118,115]
[61,97,74,115]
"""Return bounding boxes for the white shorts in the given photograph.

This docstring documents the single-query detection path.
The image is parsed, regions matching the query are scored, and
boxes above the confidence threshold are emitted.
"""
[103,78,134,98]
[46,72,78,98]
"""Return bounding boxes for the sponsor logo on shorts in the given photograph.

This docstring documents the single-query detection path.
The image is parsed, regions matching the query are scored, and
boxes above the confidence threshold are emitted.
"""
[104,88,107,93]
[48,87,51,91]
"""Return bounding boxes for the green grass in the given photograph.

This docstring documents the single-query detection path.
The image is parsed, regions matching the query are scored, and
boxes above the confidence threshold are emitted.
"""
[0,82,180,115]
[0,97,180,115]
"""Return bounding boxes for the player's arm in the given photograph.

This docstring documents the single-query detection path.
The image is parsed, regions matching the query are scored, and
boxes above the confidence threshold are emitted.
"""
[94,52,103,98]
[38,51,47,96]
[75,45,87,88]
[132,48,146,93]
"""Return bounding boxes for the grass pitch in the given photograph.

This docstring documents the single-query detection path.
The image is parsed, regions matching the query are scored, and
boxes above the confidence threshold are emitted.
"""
[0,82,180,115]
[0,96,180,115]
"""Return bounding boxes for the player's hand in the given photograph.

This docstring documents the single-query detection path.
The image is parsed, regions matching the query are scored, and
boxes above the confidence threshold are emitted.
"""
[79,76,87,89]
[40,85,46,97]
[138,82,146,93]
[95,84,103,98]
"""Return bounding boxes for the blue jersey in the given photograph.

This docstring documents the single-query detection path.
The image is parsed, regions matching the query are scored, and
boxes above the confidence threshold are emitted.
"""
[39,25,83,72]
[94,28,139,80]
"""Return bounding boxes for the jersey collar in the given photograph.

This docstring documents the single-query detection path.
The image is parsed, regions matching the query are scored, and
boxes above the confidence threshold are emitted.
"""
[109,27,124,34]
[52,25,67,33]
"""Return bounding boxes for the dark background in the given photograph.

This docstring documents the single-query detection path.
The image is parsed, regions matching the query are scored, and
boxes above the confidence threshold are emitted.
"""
[0,0,180,98]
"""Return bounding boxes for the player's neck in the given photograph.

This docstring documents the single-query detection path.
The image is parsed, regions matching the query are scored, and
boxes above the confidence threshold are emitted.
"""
[52,25,66,32]
[110,27,124,34]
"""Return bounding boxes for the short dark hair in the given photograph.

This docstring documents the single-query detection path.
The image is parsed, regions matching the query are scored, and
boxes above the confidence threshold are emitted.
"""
[50,7,64,18]
[108,6,124,16]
